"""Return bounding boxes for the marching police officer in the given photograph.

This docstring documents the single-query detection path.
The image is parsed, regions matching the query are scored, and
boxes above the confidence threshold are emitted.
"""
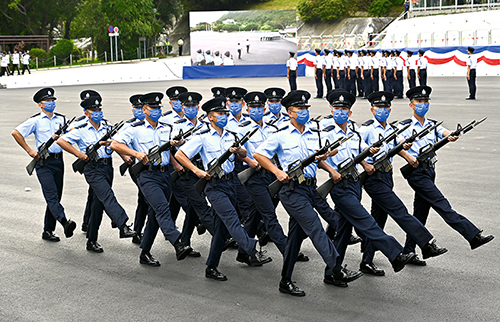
[466,47,477,100]
[160,86,188,125]
[358,91,447,274]
[254,90,354,296]
[321,90,417,276]
[111,92,192,266]
[57,95,135,252]
[176,96,270,281]
[398,86,494,262]
[12,88,77,241]
[263,87,289,127]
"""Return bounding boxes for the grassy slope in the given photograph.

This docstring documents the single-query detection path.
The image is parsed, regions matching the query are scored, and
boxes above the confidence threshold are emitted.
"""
[247,0,299,10]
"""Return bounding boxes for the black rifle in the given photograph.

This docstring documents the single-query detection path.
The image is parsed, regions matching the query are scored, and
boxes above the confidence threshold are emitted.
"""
[359,121,442,184]
[72,120,125,174]
[26,116,76,176]
[268,134,354,198]
[194,128,259,195]
[400,117,486,179]
[130,122,204,177]
[317,124,410,199]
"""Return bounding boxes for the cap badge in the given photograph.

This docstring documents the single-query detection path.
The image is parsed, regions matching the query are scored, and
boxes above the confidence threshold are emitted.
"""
[221,101,225,107]
[155,96,159,102]
[188,96,192,102]
[216,90,220,95]
[232,90,236,96]
[254,95,259,101]
[174,90,179,95]
[381,95,386,101]
[95,99,99,105]
[272,91,276,96]
[48,90,52,95]
[85,93,90,98]
[339,95,344,101]
[422,89,426,95]
[301,95,305,101]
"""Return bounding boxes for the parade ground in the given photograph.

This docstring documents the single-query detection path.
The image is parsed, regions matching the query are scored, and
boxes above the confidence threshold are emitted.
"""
[0,75,499,321]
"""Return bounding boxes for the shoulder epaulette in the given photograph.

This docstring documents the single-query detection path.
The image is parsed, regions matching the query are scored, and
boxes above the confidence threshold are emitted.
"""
[322,125,336,132]
[226,130,237,136]
[74,123,87,129]
[239,120,251,127]
[75,115,86,122]
[30,113,40,118]
[174,119,187,124]
[242,113,249,117]
[162,110,173,116]
[400,118,412,125]
[362,119,374,127]
[159,121,172,128]
[199,129,210,135]
[102,119,110,126]
[131,120,145,127]
[324,114,333,119]
[54,112,65,117]
[350,120,357,125]
[428,118,437,124]
[282,112,289,117]
[276,125,289,132]
[126,117,136,123]
[311,127,320,132]
[264,111,271,116]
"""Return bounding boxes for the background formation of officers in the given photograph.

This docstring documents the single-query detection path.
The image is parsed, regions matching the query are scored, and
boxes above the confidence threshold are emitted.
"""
[195,49,234,66]
[1,50,31,76]
[12,83,494,297]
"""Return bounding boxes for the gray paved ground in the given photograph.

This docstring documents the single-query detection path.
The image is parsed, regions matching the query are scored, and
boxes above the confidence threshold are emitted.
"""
[0,76,499,321]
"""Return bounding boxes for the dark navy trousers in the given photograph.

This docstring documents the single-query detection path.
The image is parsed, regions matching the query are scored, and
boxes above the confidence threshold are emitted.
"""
[233,161,260,228]
[408,69,416,89]
[204,179,257,268]
[128,166,149,235]
[418,69,427,86]
[315,69,324,98]
[347,70,357,96]
[83,161,129,242]
[363,70,372,98]
[394,70,404,97]
[244,170,287,254]
[82,186,93,226]
[332,69,338,89]
[403,166,480,254]
[35,155,67,232]
[137,170,181,252]
[279,183,339,279]
[325,69,333,93]
[330,180,402,266]
[372,68,380,92]
[386,69,394,93]
[356,68,363,96]
[467,69,476,98]
[362,171,433,263]
[338,70,346,90]
[288,70,297,91]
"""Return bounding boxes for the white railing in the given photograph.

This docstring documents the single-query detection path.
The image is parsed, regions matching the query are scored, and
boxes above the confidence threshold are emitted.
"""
[410,0,500,11]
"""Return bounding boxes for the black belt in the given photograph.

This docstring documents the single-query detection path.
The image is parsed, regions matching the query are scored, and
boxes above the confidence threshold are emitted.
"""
[216,173,233,180]
[94,158,112,165]
[48,152,62,159]
[193,159,204,169]
[150,164,169,172]
[298,177,317,186]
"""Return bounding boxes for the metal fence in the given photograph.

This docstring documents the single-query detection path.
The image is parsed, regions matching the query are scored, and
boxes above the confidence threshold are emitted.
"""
[410,0,500,11]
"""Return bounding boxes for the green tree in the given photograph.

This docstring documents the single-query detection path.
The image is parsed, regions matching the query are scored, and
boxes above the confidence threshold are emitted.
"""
[48,38,74,63]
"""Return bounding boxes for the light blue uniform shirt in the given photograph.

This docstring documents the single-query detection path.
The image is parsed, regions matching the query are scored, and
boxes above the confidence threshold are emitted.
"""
[171,118,205,139]
[255,124,323,178]
[71,115,88,129]
[398,116,446,158]
[62,121,113,159]
[323,122,368,171]
[226,114,250,132]
[159,110,183,126]
[179,126,238,173]
[263,111,290,127]
[113,121,173,166]
[15,112,66,153]
[237,120,277,161]
[358,118,399,164]
[320,117,358,131]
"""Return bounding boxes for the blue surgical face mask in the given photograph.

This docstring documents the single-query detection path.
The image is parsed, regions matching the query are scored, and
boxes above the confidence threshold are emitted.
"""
[148,108,162,121]
[172,100,183,112]
[43,100,56,113]
[133,108,145,120]
[228,102,242,115]
[374,108,390,123]
[294,109,309,125]
[215,114,228,128]
[249,107,265,122]
[268,102,281,114]
[414,102,429,117]
[90,110,103,123]
[333,109,349,125]
[184,106,198,120]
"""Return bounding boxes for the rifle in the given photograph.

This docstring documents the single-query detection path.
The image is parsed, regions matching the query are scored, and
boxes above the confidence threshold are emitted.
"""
[359,121,442,184]
[268,134,354,198]
[26,116,76,176]
[131,121,204,177]
[194,128,259,195]
[400,117,486,179]
[72,120,125,174]
[316,124,410,199]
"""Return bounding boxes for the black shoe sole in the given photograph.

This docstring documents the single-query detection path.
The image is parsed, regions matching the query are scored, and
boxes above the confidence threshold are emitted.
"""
[323,278,348,287]
[296,254,310,262]
[236,257,264,267]
[471,235,494,250]
[279,287,306,296]
[422,247,448,259]
[132,238,141,244]
[360,267,385,276]
[86,247,104,253]
[64,221,77,238]
[187,252,201,258]
[176,248,192,261]
[206,273,228,281]
[393,253,417,272]
[42,236,60,242]
[139,259,161,266]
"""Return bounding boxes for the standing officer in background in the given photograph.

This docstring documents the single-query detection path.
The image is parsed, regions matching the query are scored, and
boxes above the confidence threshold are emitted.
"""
[332,50,340,89]
[360,50,372,99]
[313,48,325,98]
[398,86,494,262]
[393,50,404,99]
[178,38,184,56]
[323,49,333,93]
[466,47,477,100]
[11,49,21,75]
[370,50,380,92]
[12,88,77,242]
[111,92,192,266]
[406,50,417,89]
[417,49,428,86]
[356,50,364,98]
[176,96,270,282]
[359,91,447,275]
[57,96,135,252]
[346,50,358,97]
[286,51,298,91]
[380,51,387,91]
[22,51,31,75]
